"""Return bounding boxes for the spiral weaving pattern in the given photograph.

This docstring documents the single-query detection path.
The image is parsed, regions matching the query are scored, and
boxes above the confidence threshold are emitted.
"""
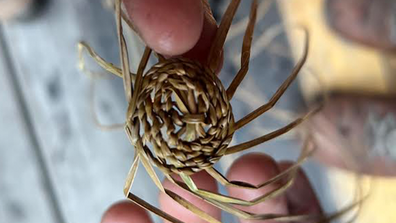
[127,58,234,175]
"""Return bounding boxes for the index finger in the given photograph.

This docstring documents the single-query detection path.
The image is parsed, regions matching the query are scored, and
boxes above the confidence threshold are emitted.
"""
[123,0,218,66]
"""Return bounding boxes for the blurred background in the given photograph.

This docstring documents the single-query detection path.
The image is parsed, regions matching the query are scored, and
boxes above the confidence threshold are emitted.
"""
[0,0,395,223]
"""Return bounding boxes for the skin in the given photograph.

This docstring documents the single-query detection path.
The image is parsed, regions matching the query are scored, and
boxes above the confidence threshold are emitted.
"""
[326,0,396,52]
[123,0,218,65]
[102,0,322,222]
[101,153,322,223]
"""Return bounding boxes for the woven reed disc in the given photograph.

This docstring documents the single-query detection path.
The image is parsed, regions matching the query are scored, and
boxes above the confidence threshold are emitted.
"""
[128,58,234,175]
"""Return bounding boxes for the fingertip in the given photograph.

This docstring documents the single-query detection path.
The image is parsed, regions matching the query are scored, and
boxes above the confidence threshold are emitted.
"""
[226,153,289,223]
[159,171,221,223]
[101,200,152,223]
[227,153,281,189]
[278,161,323,216]
[124,0,204,56]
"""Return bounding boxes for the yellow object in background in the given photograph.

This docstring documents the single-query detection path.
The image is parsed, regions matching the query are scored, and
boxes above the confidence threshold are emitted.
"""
[277,0,396,102]
[277,0,396,222]
[327,168,396,223]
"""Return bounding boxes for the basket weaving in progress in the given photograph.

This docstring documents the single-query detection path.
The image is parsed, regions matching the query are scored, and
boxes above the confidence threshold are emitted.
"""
[78,0,364,222]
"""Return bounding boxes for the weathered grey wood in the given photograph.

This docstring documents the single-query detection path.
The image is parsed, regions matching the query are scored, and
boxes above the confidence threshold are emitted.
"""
[0,32,57,223]
[1,1,159,223]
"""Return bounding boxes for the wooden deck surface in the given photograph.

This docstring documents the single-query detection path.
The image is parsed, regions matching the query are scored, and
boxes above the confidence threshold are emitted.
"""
[0,1,366,223]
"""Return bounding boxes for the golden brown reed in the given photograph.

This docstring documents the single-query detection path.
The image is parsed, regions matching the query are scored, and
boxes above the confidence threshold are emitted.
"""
[78,0,366,222]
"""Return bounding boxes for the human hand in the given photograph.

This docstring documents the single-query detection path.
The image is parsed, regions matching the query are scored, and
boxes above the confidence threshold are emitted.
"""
[121,0,396,179]
[123,0,220,68]
[101,153,322,223]
[310,0,396,176]
[326,0,396,52]
[100,1,323,222]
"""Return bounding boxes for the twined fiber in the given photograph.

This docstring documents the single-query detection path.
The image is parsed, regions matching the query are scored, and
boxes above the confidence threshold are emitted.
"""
[128,58,234,175]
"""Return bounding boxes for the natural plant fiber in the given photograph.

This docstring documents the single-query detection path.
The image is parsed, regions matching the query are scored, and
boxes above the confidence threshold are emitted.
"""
[77,0,367,222]
[128,58,234,175]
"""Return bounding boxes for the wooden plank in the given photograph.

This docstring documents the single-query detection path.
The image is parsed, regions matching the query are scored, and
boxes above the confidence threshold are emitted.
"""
[0,31,57,223]
[1,1,158,223]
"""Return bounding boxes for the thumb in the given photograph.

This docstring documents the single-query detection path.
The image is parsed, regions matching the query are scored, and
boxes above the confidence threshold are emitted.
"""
[123,0,220,67]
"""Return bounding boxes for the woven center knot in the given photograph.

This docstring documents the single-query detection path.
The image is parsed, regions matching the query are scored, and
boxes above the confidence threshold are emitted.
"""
[128,58,234,175]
